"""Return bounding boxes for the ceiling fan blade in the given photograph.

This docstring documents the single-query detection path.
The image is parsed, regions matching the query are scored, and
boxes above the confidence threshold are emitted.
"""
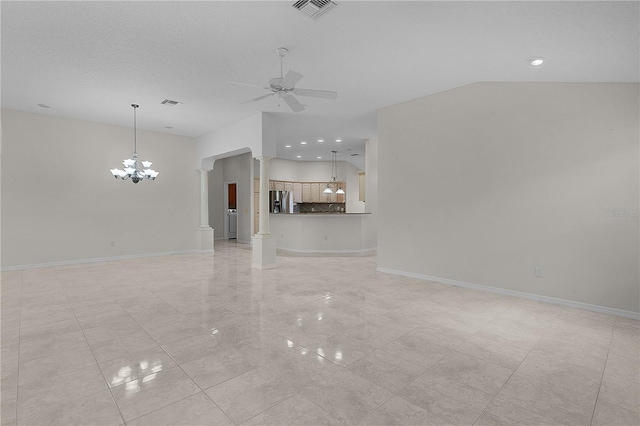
[283,94,305,113]
[229,81,268,89]
[281,70,304,89]
[241,92,275,104]
[292,88,338,99]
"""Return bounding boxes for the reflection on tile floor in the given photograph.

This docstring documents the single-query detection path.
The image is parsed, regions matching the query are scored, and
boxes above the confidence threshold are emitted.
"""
[1,240,638,425]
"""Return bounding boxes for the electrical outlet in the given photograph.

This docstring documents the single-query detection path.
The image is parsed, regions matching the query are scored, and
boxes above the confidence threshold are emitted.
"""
[110,241,116,247]
[535,266,543,278]
[324,236,328,241]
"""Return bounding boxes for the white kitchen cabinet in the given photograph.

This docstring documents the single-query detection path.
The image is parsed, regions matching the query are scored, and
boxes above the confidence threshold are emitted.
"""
[310,183,320,202]
[293,182,302,202]
[302,183,311,202]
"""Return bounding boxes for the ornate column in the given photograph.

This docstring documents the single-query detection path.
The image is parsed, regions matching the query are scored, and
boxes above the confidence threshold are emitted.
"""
[252,157,277,269]
[197,169,214,252]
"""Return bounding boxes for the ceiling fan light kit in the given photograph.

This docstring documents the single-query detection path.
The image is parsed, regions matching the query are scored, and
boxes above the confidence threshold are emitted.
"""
[235,47,337,113]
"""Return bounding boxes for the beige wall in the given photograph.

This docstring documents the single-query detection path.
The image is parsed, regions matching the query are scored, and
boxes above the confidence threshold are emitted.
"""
[1,109,200,268]
[377,83,639,313]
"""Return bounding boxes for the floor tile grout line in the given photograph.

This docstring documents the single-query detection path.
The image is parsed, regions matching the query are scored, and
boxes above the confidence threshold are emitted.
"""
[237,360,374,426]
[398,297,538,422]
[349,291,509,425]
[347,318,450,424]
[475,302,612,425]
[469,307,569,426]
[394,303,555,425]
[470,333,544,425]
[589,327,615,425]
[12,268,24,423]
[55,270,128,426]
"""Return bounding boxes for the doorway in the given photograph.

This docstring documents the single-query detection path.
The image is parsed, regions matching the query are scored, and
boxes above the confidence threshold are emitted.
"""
[225,182,238,239]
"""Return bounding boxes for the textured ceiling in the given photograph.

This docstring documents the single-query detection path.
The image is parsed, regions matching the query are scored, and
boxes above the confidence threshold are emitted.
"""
[2,1,638,169]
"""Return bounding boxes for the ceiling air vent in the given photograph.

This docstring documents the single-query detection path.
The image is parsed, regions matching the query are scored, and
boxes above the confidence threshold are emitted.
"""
[292,0,336,19]
[161,99,181,106]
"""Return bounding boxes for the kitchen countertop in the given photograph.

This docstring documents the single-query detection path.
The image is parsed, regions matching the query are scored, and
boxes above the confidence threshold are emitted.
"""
[270,212,370,215]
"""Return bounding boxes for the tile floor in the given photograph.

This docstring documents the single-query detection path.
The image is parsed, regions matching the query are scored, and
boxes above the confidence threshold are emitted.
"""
[1,241,639,425]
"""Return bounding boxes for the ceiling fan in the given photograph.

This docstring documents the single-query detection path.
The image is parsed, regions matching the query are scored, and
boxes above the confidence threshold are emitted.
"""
[232,47,337,113]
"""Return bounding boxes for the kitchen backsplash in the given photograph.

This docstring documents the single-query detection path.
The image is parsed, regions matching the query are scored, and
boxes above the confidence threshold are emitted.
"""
[297,203,346,213]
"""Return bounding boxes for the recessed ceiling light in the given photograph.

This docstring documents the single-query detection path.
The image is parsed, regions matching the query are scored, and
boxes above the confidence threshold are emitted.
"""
[300,141,307,145]
[37,103,51,108]
[296,155,302,158]
[317,156,322,159]
[285,145,292,148]
[335,139,342,142]
[530,58,545,66]
[318,139,324,143]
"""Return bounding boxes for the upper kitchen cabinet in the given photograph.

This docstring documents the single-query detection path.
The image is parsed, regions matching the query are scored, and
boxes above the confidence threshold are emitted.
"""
[310,183,321,202]
[265,180,346,204]
[293,182,302,203]
[302,183,311,202]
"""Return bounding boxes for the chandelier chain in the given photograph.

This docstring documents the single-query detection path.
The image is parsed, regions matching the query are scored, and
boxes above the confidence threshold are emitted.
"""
[132,104,138,155]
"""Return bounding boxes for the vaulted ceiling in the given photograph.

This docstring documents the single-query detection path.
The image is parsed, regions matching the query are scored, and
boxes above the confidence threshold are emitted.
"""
[2,1,638,169]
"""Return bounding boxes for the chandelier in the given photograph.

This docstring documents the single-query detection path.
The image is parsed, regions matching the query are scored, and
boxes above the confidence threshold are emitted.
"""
[323,150,345,194]
[110,104,158,184]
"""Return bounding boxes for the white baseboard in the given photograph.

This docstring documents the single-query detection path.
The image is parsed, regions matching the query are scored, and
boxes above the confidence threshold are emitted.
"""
[377,267,639,320]
[1,249,211,271]
[251,263,277,270]
[277,246,377,255]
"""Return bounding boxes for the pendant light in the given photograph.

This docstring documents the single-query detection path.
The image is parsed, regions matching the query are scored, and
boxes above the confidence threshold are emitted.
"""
[110,104,159,184]
[323,150,342,194]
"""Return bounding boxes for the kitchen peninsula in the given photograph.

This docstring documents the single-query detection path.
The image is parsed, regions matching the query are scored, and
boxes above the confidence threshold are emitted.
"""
[270,212,374,254]
[255,177,374,253]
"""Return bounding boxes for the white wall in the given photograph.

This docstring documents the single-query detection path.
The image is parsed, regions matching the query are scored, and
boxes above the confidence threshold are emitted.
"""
[1,109,199,268]
[195,112,276,169]
[377,83,639,314]
[269,158,341,182]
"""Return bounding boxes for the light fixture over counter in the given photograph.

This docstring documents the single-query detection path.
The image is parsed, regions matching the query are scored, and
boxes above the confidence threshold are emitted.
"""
[110,104,159,184]
[323,150,345,194]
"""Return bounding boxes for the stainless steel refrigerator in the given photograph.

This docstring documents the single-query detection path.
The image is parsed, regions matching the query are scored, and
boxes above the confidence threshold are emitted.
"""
[269,190,292,213]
